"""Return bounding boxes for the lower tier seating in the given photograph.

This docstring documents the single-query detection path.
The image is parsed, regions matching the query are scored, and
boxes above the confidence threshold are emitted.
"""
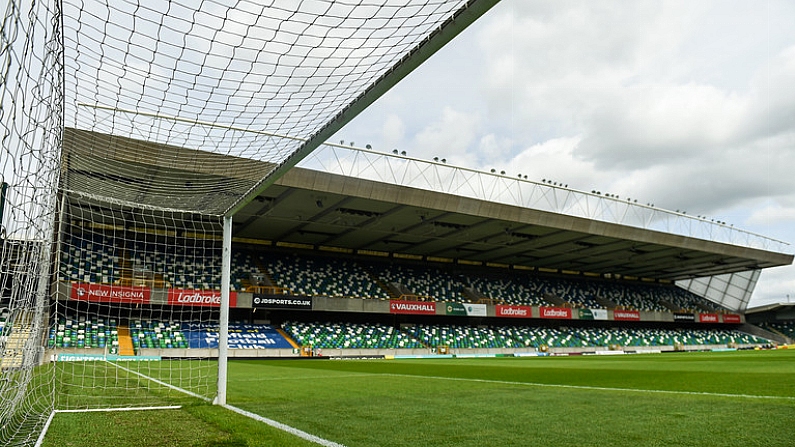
[47,317,771,351]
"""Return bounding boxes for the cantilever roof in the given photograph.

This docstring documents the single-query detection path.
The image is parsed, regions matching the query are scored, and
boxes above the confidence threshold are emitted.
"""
[62,128,793,283]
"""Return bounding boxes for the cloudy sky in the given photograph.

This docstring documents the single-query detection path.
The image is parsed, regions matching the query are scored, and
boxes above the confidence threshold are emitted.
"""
[332,0,795,307]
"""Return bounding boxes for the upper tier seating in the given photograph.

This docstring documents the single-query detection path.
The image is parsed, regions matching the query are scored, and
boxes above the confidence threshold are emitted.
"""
[367,262,466,302]
[57,229,725,312]
[59,234,121,284]
[260,252,390,299]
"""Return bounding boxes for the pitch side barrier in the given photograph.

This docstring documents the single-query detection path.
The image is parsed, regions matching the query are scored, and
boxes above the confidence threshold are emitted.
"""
[59,282,747,325]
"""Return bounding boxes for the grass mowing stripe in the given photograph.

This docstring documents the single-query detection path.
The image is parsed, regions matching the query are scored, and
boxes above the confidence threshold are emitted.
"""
[231,373,375,383]
[223,404,347,447]
[381,373,795,401]
[111,360,212,402]
[111,361,351,446]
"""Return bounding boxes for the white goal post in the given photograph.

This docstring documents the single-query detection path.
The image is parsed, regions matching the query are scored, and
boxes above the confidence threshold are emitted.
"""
[0,0,500,445]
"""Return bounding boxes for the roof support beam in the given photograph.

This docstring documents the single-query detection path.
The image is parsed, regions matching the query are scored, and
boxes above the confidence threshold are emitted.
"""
[224,0,502,218]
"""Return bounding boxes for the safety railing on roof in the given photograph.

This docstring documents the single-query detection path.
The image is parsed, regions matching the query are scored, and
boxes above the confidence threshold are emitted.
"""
[301,144,791,254]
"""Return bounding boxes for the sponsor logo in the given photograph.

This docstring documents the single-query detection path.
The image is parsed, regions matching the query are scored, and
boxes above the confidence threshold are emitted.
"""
[389,300,436,315]
[613,310,641,321]
[252,294,312,309]
[540,307,572,319]
[168,289,238,307]
[673,312,695,322]
[699,313,719,323]
[578,308,608,320]
[496,305,532,318]
[445,302,487,316]
[722,314,741,324]
[55,354,161,362]
[70,283,150,304]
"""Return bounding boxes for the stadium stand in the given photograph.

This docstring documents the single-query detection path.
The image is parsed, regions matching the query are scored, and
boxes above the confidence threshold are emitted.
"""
[276,322,770,351]
[282,321,424,350]
[48,316,119,350]
[366,261,465,302]
[259,252,390,299]
[759,321,795,340]
[57,232,729,314]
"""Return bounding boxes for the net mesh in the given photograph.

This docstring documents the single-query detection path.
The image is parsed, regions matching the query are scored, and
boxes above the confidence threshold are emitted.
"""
[64,0,473,215]
[0,0,62,443]
[2,0,490,444]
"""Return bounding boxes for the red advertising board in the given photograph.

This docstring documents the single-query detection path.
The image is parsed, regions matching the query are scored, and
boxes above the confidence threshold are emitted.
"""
[613,310,641,321]
[496,305,533,318]
[721,314,741,324]
[389,300,437,315]
[168,289,238,307]
[539,307,572,319]
[699,313,719,323]
[70,283,150,304]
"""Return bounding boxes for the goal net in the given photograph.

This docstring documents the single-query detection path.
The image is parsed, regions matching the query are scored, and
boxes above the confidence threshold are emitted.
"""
[1,0,498,444]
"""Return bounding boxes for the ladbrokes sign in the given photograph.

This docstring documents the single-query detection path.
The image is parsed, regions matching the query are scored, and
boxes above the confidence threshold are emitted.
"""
[495,305,532,318]
[539,307,572,319]
[167,289,238,307]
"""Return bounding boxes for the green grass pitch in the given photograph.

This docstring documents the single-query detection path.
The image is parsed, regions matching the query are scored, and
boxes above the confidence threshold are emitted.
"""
[43,349,795,446]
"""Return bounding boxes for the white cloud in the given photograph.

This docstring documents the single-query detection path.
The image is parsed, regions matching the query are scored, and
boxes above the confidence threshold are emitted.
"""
[753,266,795,305]
[336,0,795,307]
[412,107,481,164]
[380,114,406,149]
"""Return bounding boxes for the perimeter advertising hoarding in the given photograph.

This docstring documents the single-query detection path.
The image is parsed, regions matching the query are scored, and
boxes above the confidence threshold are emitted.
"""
[389,300,437,315]
[578,308,608,320]
[70,283,150,304]
[167,289,238,307]
[673,312,695,322]
[495,305,533,318]
[252,294,313,310]
[721,314,742,324]
[539,307,572,319]
[445,302,487,316]
[698,313,719,323]
[612,310,641,321]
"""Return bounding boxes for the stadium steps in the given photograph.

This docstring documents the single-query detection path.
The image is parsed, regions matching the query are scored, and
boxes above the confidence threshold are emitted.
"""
[116,326,136,356]
[276,328,301,348]
[542,293,569,307]
[461,287,485,303]
[741,323,790,344]
[117,248,134,287]
[0,311,33,370]
[594,295,619,309]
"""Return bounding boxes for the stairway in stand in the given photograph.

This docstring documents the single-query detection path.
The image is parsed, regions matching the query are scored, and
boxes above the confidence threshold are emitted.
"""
[0,311,33,370]
[116,326,136,356]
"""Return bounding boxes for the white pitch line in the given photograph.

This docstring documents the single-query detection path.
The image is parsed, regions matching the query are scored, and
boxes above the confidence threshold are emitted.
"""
[55,405,183,413]
[382,373,795,401]
[222,404,347,447]
[110,360,212,402]
[108,361,346,446]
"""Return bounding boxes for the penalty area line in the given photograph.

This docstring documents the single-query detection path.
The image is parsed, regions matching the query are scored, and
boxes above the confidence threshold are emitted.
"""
[383,373,795,401]
[222,404,347,447]
[34,406,184,447]
[110,360,212,402]
[107,361,346,446]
